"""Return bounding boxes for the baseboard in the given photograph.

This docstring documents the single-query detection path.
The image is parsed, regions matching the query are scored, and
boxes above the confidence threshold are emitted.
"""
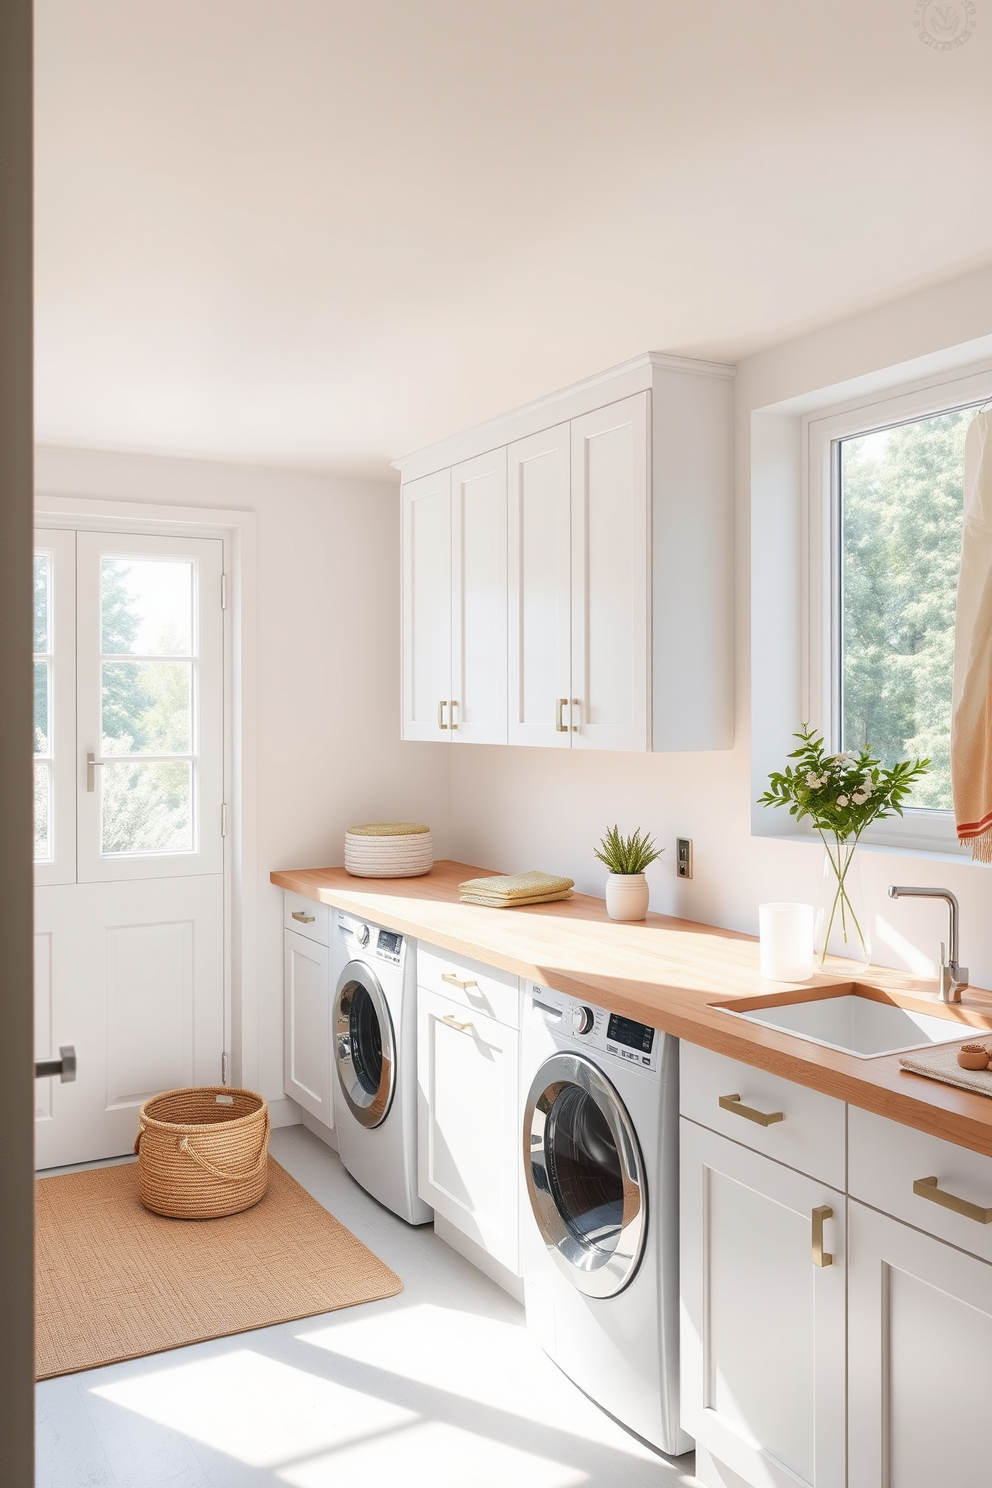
[268,1096,303,1129]
[301,1108,338,1150]
[693,1446,753,1488]
[433,1213,525,1303]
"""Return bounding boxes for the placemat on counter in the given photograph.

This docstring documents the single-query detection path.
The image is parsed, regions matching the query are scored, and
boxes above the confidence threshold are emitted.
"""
[899,1039,992,1098]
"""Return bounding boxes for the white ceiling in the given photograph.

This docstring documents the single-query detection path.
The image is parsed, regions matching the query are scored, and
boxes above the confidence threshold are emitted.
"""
[35,0,992,477]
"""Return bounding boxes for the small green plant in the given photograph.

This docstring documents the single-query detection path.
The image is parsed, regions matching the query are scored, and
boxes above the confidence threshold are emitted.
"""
[594,825,663,876]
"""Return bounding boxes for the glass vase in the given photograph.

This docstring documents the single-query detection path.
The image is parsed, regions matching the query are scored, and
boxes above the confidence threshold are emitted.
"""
[814,836,870,972]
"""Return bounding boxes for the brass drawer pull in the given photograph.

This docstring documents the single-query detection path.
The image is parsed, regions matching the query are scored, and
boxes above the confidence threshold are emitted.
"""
[441,973,479,992]
[556,698,568,732]
[719,1093,785,1127]
[291,911,316,924]
[450,699,459,731]
[438,700,448,730]
[811,1205,833,1267]
[913,1175,992,1225]
[442,1014,473,1034]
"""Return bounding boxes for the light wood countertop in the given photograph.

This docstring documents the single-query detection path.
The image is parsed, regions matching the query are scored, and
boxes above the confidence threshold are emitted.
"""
[271,860,992,1159]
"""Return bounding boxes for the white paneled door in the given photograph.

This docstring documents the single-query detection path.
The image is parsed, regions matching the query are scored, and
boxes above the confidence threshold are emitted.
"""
[33,529,226,1169]
[401,469,452,741]
[451,448,507,744]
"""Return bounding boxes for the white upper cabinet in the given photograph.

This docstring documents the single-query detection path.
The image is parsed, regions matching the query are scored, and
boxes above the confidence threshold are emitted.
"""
[450,448,508,745]
[570,393,649,751]
[507,423,571,747]
[398,352,734,752]
[402,468,452,740]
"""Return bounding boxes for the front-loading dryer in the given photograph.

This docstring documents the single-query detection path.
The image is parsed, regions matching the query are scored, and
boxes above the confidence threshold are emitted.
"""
[331,912,432,1225]
[521,983,691,1456]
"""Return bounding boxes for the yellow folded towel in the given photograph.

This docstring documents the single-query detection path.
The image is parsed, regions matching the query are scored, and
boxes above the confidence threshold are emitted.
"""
[459,870,574,902]
[460,889,574,908]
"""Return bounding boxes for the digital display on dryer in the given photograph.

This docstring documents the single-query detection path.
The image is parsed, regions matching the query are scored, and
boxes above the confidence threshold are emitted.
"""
[606,1013,654,1054]
[377,930,402,957]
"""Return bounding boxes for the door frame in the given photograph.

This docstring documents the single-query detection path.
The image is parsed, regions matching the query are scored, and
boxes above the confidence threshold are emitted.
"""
[33,493,258,1094]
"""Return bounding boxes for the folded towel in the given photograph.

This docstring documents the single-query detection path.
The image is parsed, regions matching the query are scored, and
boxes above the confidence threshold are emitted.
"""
[460,889,574,908]
[458,870,574,902]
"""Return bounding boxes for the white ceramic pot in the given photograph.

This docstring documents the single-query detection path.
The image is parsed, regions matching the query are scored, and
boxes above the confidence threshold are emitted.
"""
[605,872,650,922]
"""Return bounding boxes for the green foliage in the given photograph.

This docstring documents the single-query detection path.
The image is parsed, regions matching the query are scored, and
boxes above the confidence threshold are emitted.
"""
[758,724,929,843]
[594,825,663,875]
[841,409,967,810]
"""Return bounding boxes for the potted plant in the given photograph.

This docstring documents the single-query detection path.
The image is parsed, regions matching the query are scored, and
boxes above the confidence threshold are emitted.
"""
[594,826,663,921]
[757,725,928,970]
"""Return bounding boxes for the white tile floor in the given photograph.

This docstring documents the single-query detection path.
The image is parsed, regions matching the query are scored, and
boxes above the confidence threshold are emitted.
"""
[36,1125,701,1488]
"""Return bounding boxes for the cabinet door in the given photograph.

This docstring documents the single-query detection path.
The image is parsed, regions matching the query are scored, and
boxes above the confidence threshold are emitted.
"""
[570,392,650,751]
[450,448,507,744]
[283,929,331,1125]
[849,1200,992,1488]
[401,469,452,741]
[680,1120,846,1488]
[507,424,572,747]
[417,986,520,1272]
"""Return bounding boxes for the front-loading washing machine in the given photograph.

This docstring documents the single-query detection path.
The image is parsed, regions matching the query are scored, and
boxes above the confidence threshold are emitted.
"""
[521,983,691,1457]
[331,911,432,1225]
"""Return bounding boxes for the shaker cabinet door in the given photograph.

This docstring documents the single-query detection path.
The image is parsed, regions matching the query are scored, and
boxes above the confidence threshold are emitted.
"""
[450,448,507,744]
[417,987,520,1273]
[507,423,572,748]
[849,1199,992,1488]
[570,393,650,751]
[283,929,331,1126]
[680,1119,846,1488]
[401,469,452,741]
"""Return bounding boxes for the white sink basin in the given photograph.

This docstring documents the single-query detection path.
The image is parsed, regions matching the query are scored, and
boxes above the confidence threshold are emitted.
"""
[716,988,978,1059]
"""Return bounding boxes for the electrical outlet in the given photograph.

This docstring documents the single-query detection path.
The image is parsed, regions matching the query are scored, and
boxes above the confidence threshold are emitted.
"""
[676,838,693,879]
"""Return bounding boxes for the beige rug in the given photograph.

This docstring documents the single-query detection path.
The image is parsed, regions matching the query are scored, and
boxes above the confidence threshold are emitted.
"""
[36,1158,402,1380]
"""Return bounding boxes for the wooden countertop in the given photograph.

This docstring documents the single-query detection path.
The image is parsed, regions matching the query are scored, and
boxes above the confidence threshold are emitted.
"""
[271,860,992,1159]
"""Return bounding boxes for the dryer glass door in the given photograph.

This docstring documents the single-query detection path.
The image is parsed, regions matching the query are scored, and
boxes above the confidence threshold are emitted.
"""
[524,1051,646,1298]
[334,960,396,1128]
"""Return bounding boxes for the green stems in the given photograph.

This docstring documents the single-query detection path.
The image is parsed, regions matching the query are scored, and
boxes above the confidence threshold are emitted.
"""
[817,831,869,969]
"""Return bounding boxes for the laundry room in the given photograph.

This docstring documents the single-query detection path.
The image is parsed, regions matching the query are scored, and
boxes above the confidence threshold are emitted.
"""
[4,3,992,1487]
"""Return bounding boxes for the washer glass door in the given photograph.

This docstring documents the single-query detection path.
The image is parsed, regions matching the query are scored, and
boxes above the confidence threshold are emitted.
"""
[524,1051,646,1297]
[334,960,396,1128]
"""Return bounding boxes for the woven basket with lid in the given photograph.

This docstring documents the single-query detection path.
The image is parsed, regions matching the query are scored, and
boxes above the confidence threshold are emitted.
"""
[134,1086,270,1219]
[344,821,433,878]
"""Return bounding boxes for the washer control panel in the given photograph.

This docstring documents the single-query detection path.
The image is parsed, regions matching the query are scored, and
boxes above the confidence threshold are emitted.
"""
[337,912,405,966]
[529,985,661,1073]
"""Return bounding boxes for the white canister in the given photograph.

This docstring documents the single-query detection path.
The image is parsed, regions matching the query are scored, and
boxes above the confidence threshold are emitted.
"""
[605,873,650,922]
[758,902,815,982]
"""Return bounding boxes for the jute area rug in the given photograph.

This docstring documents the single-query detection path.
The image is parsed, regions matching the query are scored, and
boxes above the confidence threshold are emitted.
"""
[36,1158,402,1380]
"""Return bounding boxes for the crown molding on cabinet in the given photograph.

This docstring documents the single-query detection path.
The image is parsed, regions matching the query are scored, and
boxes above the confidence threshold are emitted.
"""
[392,350,736,484]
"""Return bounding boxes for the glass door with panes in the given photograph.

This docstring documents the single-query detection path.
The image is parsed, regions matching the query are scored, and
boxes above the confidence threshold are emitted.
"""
[34,528,227,1168]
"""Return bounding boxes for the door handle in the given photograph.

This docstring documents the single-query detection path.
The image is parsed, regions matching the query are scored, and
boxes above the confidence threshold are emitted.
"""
[450,699,458,731]
[86,751,103,792]
[441,973,479,992]
[913,1175,992,1225]
[442,1014,473,1034]
[438,700,448,730]
[291,911,316,924]
[719,1093,785,1127]
[811,1205,833,1266]
[556,698,568,733]
[35,1046,77,1083]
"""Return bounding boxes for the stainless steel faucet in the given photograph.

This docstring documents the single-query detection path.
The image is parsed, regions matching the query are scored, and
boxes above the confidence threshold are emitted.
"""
[888,886,969,1003]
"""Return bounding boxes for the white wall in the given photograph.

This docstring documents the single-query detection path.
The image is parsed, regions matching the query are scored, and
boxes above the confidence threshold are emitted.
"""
[450,264,992,992]
[34,445,450,1114]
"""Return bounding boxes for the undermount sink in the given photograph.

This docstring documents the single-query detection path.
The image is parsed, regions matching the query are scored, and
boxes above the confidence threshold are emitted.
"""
[714,983,981,1060]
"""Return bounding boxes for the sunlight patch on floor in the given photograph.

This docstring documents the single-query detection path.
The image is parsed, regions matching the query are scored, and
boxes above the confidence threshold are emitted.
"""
[90,1347,416,1468]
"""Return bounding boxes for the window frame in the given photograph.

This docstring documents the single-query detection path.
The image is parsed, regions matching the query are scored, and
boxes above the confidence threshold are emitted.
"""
[804,365,992,856]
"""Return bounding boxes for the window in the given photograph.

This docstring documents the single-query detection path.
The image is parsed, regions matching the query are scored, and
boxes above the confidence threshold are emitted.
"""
[805,367,992,852]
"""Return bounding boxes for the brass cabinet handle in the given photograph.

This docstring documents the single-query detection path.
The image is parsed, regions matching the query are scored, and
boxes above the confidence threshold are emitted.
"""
[718,1093,785,1127]
[441,973,479,992]
[442,1013,473,1033]
[556,698,568,732]
[811,1205,833,1267]
[450,699,459,731]
[571,698,580,731]
[913,1175,992,1225]
[438,700,448,730]
[291,911,316,924]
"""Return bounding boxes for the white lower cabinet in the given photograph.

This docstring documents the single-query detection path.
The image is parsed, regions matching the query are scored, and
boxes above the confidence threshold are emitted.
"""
[283,928,332,1128]
[848,1201,992,1488]
[417,985,520,1273]
[681,1119,847,1488]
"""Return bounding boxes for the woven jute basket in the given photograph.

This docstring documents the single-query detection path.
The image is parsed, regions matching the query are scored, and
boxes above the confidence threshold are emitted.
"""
[134,1086,270,1220]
